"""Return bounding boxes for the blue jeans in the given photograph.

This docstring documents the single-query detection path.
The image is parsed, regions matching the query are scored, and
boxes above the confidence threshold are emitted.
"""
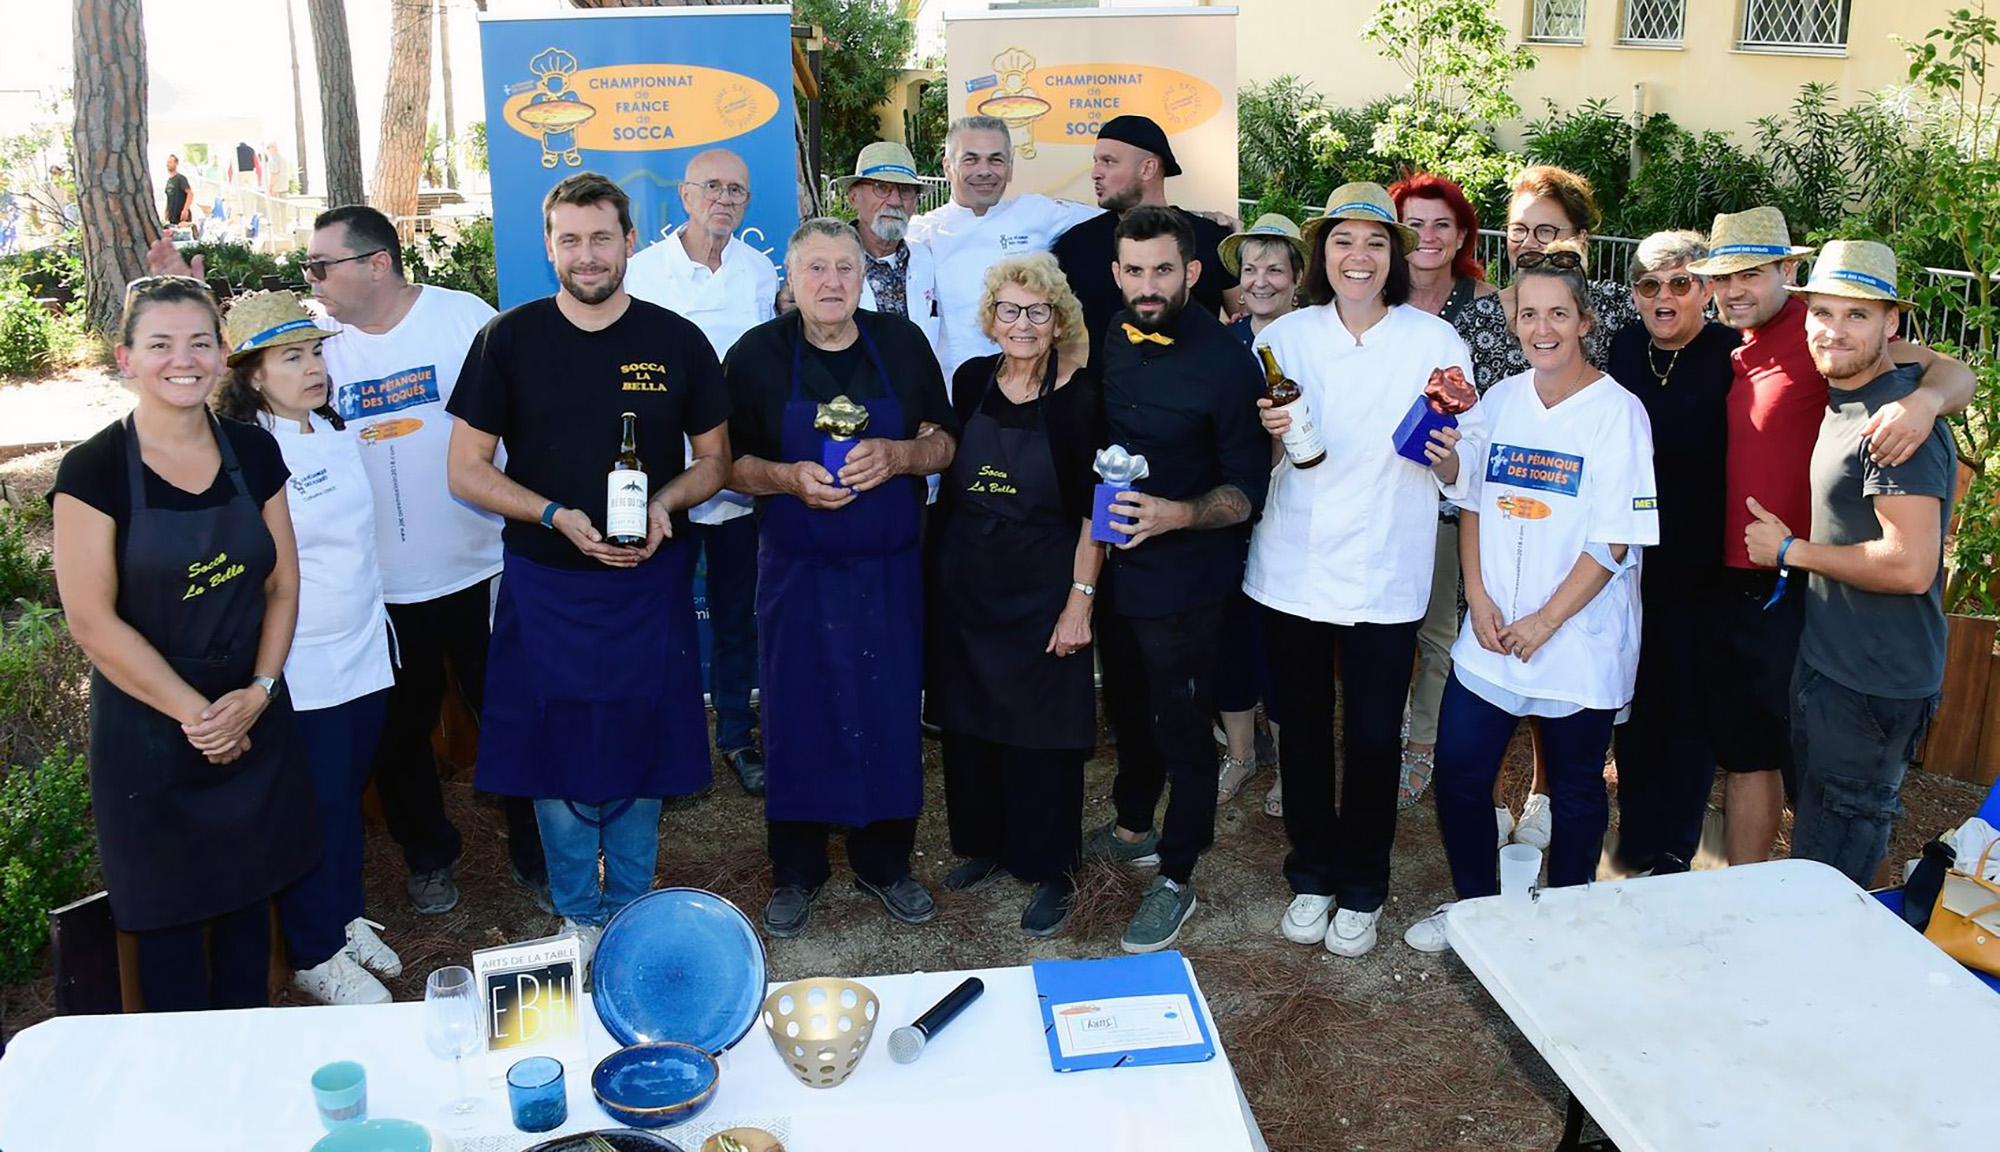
[694,515,759,752]
[1789,663,1935,887]
[534,798,663,926]
[278,689,388,968]
[1433,672,1616,897]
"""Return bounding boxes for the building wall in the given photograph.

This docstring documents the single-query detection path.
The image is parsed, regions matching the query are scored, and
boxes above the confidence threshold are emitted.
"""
[1226,0,1957,145]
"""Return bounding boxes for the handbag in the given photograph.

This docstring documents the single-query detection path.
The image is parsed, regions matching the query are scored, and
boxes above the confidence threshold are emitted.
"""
[1923,836,2000,977]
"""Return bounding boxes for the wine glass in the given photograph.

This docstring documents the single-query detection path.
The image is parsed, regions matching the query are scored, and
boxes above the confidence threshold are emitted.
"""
[423,965,486,1129]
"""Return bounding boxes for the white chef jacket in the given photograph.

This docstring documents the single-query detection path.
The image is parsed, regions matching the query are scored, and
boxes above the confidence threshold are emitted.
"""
[1244,304,1486,625]
[909,193,1099,377]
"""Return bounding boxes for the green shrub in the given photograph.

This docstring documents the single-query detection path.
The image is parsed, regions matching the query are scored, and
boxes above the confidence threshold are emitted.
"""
[0,512,52,605]
[0,233,85,303]
[0,744,96,985]
[183,242,296,292]
[406,217,498,308]
[0,286,80,377]
[1622,119,1774,238]
[0,604,90,770]
[1522,99,1635,229]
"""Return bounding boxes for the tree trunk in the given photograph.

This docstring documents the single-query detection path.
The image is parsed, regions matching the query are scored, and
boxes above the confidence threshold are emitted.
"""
[372,0,433,241]
[287,0,310,196]
[437,0,457,190]
[309,0,365,208]
[71,0,158,337]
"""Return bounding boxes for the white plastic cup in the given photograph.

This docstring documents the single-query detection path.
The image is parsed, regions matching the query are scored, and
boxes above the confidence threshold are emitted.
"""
[1499,843,1543,909]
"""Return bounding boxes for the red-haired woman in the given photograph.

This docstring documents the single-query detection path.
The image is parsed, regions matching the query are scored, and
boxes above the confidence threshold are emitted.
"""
[1388,173,1497,811]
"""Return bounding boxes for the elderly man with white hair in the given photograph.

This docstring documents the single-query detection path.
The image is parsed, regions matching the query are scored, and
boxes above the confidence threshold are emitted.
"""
[722,218,960,940]
[839,142,942,355]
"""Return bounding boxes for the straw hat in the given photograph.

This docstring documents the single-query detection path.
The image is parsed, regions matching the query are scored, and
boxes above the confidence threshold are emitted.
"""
[1301,182,1419,254]
[1786,240,1914,308]
[223,291,330,366]
[1684,206,1814,277]
[1219,213,1310,277]
[831,142,925,191]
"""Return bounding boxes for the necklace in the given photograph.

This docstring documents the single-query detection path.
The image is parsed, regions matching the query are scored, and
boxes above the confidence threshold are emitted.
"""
[1645,340,1683,385]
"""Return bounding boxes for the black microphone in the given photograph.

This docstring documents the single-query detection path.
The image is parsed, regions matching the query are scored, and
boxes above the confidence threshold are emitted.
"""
[887,976,985,1063]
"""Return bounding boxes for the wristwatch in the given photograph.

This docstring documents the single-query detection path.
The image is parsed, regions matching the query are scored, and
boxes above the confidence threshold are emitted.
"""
[251,674,279,700]
[1071,581,1096,597]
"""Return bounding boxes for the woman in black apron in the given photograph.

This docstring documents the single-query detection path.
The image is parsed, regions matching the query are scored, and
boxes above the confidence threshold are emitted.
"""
[927,254,1103,936]
[50,277,318,1011]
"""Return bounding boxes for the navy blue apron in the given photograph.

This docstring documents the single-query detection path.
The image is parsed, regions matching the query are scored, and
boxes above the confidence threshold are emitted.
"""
[927,358,1095,750]
[758,322,924,827]
[87,414,318,932]
[478,541,710,806]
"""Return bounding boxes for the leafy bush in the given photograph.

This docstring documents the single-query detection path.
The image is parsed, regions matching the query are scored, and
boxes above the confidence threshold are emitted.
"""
[0,285,81,378]
[0,603,89,771]
[182,242,304,293]
[0,511,53,605]
[1522,99,1635,227]
[1622,118,1775,237]
[0,744,96,985]
[0,233,85,303]
[407,217,497,308]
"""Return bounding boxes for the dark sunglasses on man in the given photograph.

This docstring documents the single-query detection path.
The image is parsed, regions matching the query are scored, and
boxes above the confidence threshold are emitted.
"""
[303,250,385,280]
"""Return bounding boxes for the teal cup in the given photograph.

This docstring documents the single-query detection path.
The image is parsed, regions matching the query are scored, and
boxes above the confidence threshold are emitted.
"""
[311,1060,368,1130]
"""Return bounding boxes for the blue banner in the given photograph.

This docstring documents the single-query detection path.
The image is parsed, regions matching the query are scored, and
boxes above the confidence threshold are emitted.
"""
[478,7,798,309]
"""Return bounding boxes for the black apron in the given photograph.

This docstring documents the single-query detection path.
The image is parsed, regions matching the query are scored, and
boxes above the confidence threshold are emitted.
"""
[926,360,1095,750]
[87,414,318,932]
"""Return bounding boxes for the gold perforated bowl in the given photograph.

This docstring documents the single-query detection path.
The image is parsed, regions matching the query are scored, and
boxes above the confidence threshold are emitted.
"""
[760,977,879,1089]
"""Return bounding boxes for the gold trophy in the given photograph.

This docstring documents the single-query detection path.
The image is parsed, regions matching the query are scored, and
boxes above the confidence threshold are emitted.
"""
[814,394,871,484]
[975,48,1052,159]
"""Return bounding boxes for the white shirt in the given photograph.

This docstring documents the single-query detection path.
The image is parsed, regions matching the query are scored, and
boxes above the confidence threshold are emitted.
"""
[909,193,1099,377]
[322,285,504,604]
[262,411,394,711]
[1244,304,1485,625]
[1449,370,1660,714]
[859,238,943,355]
[623,227,777,526]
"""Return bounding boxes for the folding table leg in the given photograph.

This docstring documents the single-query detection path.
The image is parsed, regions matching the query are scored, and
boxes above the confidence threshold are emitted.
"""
[1555,1093,1619,1152]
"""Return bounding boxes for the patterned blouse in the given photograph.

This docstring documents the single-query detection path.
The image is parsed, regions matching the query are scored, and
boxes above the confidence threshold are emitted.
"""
[1452,279,1640,395]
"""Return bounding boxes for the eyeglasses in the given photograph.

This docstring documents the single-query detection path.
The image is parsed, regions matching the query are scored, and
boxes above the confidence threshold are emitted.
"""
[303,250,385,280]
[1635,273,1699,299]
[1515,249,1584,272]
[993,301,1054,324]
[1507,222,1574,245]
[688,180,749,204]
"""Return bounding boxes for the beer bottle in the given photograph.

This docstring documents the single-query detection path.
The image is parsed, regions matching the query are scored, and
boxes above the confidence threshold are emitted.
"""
[1257,345,1326,469]
[606,411,649,546]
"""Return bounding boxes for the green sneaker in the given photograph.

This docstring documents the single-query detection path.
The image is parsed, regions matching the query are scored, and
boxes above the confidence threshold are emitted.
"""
[1083,820,1161,866]
[1121,876,1197,953]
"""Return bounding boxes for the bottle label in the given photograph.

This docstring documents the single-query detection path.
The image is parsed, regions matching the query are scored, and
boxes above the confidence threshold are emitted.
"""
[607,468,649,540]
[1280,398,1326,465]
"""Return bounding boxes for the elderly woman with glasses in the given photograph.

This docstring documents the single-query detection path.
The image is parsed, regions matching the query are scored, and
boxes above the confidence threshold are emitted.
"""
[1604,230,1741,875]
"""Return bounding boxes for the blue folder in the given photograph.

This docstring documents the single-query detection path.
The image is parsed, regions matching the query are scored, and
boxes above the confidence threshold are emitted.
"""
[1031,950,1217,1072]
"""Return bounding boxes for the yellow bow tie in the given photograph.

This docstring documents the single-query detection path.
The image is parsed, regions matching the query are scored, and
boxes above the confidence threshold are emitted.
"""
[1122,322,1175,347]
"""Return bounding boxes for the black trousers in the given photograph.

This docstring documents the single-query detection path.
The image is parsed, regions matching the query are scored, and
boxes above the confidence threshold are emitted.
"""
[374,578,543,879]
[942,732,1085,882]
[767,817,919,890]
[1263,608,1419,912]
[133,897,270,1012]
[1615,574,1718,871]
[1103,601,1226,885]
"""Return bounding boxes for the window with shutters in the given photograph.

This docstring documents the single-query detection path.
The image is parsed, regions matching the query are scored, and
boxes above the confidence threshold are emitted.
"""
[1740,0,1851,52]
[1621,0,1685,46]
[1528,0,1587,43]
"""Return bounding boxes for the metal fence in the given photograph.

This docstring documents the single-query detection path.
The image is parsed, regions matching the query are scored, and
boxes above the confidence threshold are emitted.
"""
[815,174,950,220]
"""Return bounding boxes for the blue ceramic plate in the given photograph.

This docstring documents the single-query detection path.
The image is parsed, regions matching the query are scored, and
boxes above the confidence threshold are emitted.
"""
[593,887,766,1052]
[310,1118,433,1152]
[591,1042,720,1129]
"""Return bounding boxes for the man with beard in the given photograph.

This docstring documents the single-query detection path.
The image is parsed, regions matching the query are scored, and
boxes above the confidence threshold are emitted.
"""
[624,147,776,796]
[1051,115,1238,357]
[446,173,730,964]
[1741,241,1954,887]
[1087,206,1268,952]
[838,142,942,356]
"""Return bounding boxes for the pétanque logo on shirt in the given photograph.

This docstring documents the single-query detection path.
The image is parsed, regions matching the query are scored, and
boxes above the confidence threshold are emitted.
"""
[621,361,671,392]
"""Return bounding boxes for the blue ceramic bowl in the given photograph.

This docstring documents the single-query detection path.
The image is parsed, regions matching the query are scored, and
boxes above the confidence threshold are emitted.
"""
[591,1042,719,1129]
[309,1118,433,1152]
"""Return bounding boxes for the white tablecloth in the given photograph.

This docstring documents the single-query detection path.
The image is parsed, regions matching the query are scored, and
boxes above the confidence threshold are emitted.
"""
[1446,859,2000,1152]
[0,963,1262,1151]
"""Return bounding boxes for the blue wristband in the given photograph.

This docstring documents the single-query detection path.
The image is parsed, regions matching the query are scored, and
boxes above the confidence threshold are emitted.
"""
[1775,535,1796,572]
[540,501,562,529]
[1762,535,1796,611]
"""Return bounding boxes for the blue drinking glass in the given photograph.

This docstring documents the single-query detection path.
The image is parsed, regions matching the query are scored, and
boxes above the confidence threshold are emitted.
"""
[506,1055,567,1133]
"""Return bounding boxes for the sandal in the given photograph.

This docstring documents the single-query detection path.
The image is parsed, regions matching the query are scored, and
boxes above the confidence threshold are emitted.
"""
[1216,754,1257,803]
[1397,745,1435,810]
[1263,774,1283,819]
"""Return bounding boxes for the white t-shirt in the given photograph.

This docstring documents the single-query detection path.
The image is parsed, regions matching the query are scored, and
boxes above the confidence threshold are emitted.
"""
[1244,304,1484,625]
[322,285,504,604]
[909,193,1099,377]
[263,411,394,711]
[1449,370,1659,714]
[623,228,776,526]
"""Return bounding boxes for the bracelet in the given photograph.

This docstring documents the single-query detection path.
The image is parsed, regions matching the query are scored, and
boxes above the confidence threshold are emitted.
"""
[1775,535,1795,573]
[540,501,563,529]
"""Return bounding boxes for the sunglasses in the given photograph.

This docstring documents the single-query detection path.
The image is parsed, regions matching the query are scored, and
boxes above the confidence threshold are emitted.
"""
[125,274,213,296]
[1635,274,1699,299]
[303,250,386,280]
[1515,249,1584,272]
[993,301,1053,324]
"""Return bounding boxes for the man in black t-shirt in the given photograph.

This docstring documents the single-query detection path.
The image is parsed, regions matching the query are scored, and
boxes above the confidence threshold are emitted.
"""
[1050,115,1236,359]
[163,155,191,229]
[446,173,730,960]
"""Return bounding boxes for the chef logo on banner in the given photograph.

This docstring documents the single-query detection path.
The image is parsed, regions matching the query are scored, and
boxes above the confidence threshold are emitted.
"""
[1487,444,1584,502]
[502,46,781,165]
[961,47,1221,158]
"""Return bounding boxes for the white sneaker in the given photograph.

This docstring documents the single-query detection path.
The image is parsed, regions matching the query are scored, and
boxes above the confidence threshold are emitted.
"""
[1513,793,1553,850]
[343,917,403,978]
[294,950,392,1006]
[1404,905,1454,954]
[1324,908,1381,957]
[563,918,605,971]
[1280,894,1333,944]
[1495,805,1515,848]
